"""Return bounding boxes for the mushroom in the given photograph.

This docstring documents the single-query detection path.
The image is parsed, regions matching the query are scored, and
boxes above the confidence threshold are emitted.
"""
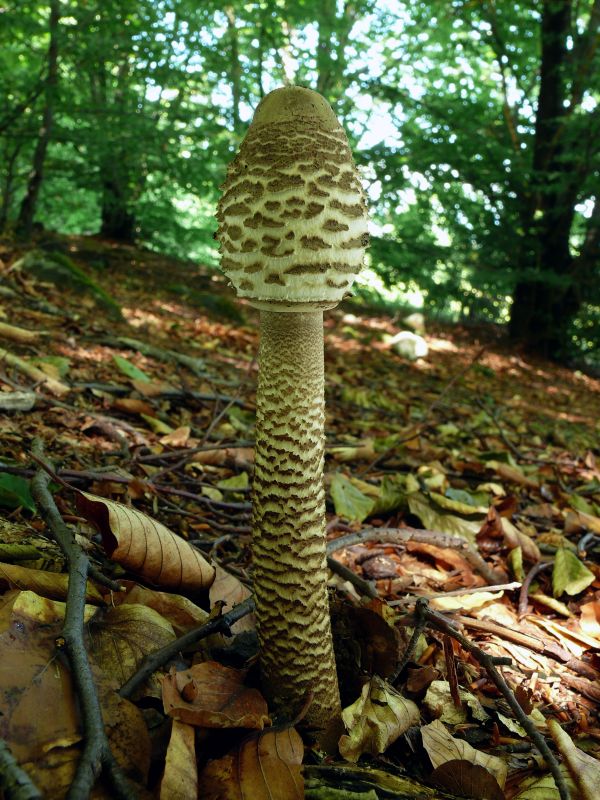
[216,86,369,733]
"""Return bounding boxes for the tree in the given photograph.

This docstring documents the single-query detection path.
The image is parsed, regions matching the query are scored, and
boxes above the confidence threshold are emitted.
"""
[367,0,599,358]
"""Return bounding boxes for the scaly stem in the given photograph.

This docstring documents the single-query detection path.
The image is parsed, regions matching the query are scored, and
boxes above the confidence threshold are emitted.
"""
[253,309,341,731]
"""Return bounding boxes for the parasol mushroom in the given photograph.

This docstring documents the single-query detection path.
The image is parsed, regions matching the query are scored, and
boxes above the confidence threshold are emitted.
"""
[216,86,369,733]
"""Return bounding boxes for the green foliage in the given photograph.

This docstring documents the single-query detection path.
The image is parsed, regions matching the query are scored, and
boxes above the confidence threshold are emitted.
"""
[1,0,598,360]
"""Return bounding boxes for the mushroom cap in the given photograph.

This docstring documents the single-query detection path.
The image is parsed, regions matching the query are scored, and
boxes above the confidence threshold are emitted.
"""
[216,86,369,311]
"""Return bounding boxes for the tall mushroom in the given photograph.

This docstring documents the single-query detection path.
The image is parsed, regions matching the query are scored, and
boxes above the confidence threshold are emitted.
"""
[216,86,369,732]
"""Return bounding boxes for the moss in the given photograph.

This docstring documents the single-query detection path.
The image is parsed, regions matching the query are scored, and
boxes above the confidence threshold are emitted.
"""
[16,250,122,320]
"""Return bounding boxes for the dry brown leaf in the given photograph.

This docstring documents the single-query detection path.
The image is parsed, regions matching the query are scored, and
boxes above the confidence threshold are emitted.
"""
[198,726,304,800]
[159,426,192,447]
[549,718,600,800]
[162,662,270,729]
[75,491,215,592]
[107,581,209,635]
[0,320,40,343]
[0,590,151,793]
[0,561,103,604]
[209,564,254,634]
[430,760,505,800]
[422,719,507,790]
[88,603,176,686]
[132,378,176,397]
[490,462,539,489]
[160,720,198,800]
[190,447,254,468]
[580,600,600,638]
[112,397,156,416]
[502,518,541,563]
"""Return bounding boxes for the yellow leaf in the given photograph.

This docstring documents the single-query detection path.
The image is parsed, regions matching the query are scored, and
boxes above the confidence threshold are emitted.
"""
[160,720,198,800]
[339,676,419,762]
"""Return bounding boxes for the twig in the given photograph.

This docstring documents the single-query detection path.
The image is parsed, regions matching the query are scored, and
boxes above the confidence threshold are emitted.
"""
[326,555,378,598]
[518,561,553,618]
[0,738,42,800]
[327,526,504,585]
[30,442,134,800]
[119,597,256,699]
[405,600,570,800]
[389,598,428,683]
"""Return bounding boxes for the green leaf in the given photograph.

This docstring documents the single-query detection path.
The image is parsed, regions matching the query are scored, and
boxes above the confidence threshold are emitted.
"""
[217,473,249,490]
[112,355,151,383]
[372,475,406,515]
[330,474,375,523]
[0,474,36,512]
[407,492,481,542]
[553,548,595,598]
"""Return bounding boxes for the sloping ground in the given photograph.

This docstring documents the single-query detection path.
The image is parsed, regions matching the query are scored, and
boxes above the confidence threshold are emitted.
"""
[1,233,600,799]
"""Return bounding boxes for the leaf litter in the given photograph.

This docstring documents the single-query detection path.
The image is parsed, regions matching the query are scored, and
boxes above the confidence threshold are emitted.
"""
[1,235,600,798]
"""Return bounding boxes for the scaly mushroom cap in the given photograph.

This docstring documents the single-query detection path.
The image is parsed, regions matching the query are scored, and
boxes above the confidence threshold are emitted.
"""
[216,86,369,311]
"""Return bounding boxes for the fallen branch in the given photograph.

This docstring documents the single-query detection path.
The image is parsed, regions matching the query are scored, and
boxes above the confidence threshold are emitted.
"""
[30,442,133,800]
[119,596,255,699]
[327,526,504,585]
[0,738,42,800]
[0,346,69,396]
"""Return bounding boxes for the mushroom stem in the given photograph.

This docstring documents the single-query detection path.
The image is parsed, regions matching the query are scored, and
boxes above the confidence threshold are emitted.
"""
[253,309,341,729]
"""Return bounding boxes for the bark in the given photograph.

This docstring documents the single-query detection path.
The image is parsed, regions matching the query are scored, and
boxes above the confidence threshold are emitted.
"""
[16,0,60,238]
[253,310,341,734]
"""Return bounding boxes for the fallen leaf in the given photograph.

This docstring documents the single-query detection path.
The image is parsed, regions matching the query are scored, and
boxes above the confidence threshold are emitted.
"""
[160,720,197,800]
[430,760,505,800]
[162,662,270,729]
[88,603,176,685]
[553,547,595,598]
[107,581,209,635]
[75,491,215,592]
[339,676,419,762]
[198,726,303,800]
[549,718,600,800]
[0,562,103,604]
[330,473,376,523]
[422,719,506,791]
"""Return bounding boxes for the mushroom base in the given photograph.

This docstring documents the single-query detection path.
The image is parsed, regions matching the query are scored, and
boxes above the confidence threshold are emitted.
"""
[252,309,341,732]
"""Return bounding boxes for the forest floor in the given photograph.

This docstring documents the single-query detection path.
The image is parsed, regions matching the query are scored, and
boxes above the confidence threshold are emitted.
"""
[1,232,600,799]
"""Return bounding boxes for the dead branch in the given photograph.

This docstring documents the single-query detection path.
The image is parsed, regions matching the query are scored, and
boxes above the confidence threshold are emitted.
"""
[30,441,134,800]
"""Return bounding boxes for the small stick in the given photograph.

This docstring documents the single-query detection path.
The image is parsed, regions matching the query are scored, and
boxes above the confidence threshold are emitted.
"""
[326,555,378,598]
[119,597,255,699]
[518,562,553,618]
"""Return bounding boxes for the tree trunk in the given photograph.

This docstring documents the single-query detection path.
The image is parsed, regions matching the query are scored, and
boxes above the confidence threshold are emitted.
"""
[16,0,60,238]
[509,0,595,358]
[0,142,23,233]
[100,174,136,242]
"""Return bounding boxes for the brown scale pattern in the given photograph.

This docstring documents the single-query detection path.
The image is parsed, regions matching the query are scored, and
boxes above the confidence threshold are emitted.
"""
[252,310,340,726]
[216,109,368,308]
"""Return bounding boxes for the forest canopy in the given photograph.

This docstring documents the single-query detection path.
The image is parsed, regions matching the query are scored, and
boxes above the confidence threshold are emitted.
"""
[1,0,599,362]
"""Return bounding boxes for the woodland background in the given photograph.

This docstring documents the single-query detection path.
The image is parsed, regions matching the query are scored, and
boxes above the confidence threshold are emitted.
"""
[1,0,599,363]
